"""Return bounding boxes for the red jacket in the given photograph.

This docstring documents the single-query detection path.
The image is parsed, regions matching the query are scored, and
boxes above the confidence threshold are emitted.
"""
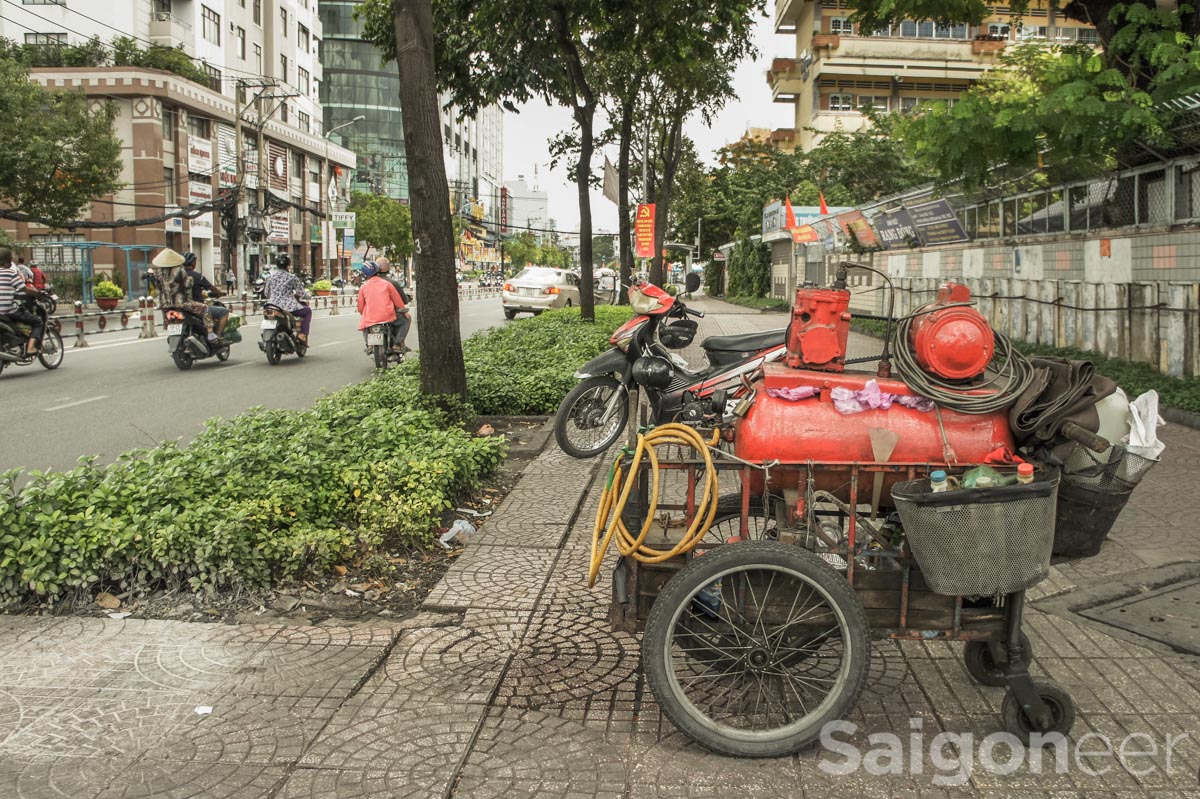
[356,276,406,330]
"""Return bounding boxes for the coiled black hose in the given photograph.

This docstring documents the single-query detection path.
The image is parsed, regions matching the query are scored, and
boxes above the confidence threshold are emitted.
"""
[893,308,1035,414]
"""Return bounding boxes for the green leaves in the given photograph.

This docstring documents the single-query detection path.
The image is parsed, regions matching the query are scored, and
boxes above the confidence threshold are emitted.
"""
[347,192,414,261]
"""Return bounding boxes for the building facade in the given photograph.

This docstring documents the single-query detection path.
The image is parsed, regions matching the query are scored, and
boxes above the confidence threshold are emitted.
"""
[502,176,550,240]
[0,0,352,292]
[770,0,1098,151]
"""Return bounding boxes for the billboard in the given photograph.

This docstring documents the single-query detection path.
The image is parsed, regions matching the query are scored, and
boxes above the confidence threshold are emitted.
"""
[216,125,237,188]
[834,210,879,249]
[188,180,213,239]
[873,208,920,250]
[907,199,970,245]
[635,203,656,259]
[187,136,213,176]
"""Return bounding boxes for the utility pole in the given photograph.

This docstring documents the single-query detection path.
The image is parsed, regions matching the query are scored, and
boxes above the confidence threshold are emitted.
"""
[233,80,245,294]
[256,89,267,273]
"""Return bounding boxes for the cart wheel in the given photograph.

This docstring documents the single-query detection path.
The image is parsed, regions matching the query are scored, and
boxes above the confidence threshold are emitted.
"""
[963,633,1032,687]
[643,540,870,758]
[1000,679,1075,744]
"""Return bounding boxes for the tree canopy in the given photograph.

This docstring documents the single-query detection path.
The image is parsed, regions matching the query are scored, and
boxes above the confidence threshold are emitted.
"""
[0,57,122,225]
[348,191,414,261]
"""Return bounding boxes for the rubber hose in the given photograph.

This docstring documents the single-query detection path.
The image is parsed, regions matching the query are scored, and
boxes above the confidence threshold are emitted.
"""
[588,424,723,588]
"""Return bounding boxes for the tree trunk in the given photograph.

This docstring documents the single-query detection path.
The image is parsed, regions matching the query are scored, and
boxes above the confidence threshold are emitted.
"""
[650,113,683,287]
[575,108,596,321]
[616,90,634,305]
[392,0,466,400]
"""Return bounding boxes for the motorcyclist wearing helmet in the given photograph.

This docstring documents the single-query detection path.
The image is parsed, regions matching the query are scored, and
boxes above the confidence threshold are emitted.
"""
[356,261,408,352]
[161,248,219,345]
[180,251,229,338]
[263,253,312,343]
[374,258,410,350]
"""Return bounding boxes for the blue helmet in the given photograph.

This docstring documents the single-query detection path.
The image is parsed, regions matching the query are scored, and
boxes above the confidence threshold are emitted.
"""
[361,261,379,279]
[182,251,197,267]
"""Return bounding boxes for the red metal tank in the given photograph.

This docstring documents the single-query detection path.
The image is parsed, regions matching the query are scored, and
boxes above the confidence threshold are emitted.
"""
[908,283,994,380]
[785,287,851,371]
[735,363,1014,499]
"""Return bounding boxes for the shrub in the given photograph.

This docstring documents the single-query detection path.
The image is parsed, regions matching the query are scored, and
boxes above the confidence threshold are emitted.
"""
[93,280,123,299]
[311,280,333,292]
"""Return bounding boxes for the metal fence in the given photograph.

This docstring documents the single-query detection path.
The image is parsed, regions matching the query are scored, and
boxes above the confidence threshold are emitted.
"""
[952,155,1200,240]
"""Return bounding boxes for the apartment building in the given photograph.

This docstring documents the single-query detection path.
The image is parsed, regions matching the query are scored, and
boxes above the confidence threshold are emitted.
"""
[0,0,354,291]
[769,0,1099,151]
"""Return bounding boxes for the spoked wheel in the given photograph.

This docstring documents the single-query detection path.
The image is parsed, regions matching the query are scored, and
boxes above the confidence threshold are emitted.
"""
[964,633,1032,687]
[644,541,870,757]
[1000,679,1075,744]
[698,493,771,549]
[38,328,64,370]
[554,376,628,458]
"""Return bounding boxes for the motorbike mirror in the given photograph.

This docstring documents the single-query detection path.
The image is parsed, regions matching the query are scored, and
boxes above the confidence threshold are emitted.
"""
[684,273,701,293]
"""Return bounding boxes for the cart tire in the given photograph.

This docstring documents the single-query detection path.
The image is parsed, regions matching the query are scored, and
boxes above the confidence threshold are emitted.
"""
[1000,679,1075,744]
[644,540,870,758]
[963,633,1032,687]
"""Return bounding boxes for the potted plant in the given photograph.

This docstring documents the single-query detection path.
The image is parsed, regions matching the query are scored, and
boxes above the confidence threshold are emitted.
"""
[311,279,333,296]
[93,280,124,311]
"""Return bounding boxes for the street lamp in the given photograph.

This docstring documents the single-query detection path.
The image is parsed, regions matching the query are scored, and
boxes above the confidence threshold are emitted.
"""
[323,115,364,281]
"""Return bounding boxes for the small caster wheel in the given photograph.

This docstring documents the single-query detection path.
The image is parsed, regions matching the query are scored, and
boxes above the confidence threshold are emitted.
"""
[964,632,1032,687]
[1000,679,1075,744]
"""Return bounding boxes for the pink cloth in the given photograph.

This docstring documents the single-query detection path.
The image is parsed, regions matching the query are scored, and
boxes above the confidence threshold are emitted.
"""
[766,386,819,401]
[357,277,406,330]
[830,380,936,414]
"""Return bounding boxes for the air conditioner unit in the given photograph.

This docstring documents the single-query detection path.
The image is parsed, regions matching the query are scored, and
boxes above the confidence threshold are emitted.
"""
[154,11,172,22]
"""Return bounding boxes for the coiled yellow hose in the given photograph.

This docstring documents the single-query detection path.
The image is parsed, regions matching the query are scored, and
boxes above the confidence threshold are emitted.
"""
[588,423,723,587]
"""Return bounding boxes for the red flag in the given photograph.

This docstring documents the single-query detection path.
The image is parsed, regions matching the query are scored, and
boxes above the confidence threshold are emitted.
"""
[819,191,829,215]
[784,196,797,229]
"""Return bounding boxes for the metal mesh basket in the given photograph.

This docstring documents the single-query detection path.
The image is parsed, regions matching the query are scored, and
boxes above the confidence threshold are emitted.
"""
[1053,444,1158,557]
[891,471,1058,596]
[1061,444,1158,490]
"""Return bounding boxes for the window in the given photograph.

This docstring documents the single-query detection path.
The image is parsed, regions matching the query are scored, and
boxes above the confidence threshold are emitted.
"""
[292,151,305,178]
[988,23,1010,37]
[313,79,319,100]
[291,196,303,223]
[279,54,288,84]
[24,33,66,45]
[253,0,261,26]
[829,17,854,34]
[164,168,176,204]
[253,43,262,73]
[280,8,288,34]
[238,0,244,6]
[900,20,917,36]
[899,96,921,112]
[234,26,246,59]
[871,25,892,36]
[22,0,65,5]
[154,0,171,11]
[1076,27,1101,43]
[31,234,85,266]
[297,66,309,95]
[202,64,222,92]
[188,115,210,139]
[201,5,221,45]
[829,93,853,111]
[163,106,177,144]
[280,102,288,123]
[935,23,968,38]
[298,24,310,53]
[857,95,889,112]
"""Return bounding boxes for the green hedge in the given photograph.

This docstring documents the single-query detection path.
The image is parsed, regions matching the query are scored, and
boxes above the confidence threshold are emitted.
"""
[0,306,630,607]
[850,317,1200,414]
[725,295,790,312]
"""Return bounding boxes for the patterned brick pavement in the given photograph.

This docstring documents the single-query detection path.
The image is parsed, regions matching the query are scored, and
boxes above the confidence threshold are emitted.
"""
[2,299,1198,797]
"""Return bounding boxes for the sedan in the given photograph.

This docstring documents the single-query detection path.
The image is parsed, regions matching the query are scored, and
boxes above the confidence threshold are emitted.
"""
[501,267,582,319]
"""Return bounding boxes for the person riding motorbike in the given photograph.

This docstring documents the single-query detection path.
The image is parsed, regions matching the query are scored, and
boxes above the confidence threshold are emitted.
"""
[160,249,221,347]
[263,253,312,343]
[356,262,408,352]
[0,247,43,356]
[180,252,229,338]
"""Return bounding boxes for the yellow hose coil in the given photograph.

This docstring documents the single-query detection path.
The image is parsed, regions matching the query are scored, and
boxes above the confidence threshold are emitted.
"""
[588,423,723,587]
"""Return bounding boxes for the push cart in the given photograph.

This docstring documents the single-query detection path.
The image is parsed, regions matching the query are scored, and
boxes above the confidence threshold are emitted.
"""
[602,451,1074,758]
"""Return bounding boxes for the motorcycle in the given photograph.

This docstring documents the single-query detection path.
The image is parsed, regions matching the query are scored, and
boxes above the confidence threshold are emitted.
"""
[162,299,232,370]
[259,297,309,365]
[0,289,64,376]
[553,280,787,458]
[364,317,406,371]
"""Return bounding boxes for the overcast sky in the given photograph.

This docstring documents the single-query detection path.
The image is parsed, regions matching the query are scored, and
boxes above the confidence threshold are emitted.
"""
[500,11,793,236]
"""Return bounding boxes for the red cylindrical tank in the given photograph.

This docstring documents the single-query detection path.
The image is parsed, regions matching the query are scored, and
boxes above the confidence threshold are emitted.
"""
[908,283,994,380]
[736,364,1014,500]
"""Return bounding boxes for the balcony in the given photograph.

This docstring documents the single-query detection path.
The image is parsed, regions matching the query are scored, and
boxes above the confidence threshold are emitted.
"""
[149,12,193,53]
[775,0,805,34]
[809,35,994,81]
[767,56,808,103]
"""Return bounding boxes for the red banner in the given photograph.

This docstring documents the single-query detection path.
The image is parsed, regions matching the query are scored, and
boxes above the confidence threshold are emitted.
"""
[790,224,819,244]
[635,203,656,259]
[835,210,879,249]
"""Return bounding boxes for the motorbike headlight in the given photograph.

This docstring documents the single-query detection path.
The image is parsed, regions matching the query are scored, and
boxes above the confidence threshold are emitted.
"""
[612,319,647,352]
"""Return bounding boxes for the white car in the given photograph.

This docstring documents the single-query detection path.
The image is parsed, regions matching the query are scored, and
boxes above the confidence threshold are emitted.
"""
[501,267,582,319]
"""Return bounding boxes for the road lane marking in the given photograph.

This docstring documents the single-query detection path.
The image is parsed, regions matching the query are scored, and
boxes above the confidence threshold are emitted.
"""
[224,361,256,369]
[46,395,108,411]
[318,340,344,348]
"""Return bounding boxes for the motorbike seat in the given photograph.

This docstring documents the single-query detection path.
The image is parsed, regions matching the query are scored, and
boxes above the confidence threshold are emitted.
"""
[264,303,295,321]
[700,328,787,354]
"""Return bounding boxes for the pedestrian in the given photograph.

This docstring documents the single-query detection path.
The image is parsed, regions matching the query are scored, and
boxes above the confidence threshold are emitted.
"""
[225,269,235,294]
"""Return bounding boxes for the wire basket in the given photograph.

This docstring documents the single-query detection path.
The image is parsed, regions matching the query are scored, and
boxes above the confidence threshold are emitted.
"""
[1054,444,1158,558]
[891,471,1058,596]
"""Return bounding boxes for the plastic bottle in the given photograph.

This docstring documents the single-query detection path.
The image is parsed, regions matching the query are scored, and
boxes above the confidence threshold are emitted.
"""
[974,475,995,489]
[1016,463,1035,484]
[962,465,1003,488]
[930,470,950,493]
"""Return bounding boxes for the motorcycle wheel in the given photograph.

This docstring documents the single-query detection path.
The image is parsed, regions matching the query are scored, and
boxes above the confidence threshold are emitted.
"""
[265,339,281,365]
[373,344,388,370]
[296,341,307,358]
[38,328,64,370]
[172,349,194,371]
[504,309,517,320]
[554,375,628,458]
[217,347,231,362]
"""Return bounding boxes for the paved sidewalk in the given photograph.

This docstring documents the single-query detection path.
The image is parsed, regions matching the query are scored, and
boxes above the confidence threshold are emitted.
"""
[2,305,1199,797]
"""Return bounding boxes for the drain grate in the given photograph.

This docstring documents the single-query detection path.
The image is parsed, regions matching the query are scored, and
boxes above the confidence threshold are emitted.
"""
[1080,576,1200,655]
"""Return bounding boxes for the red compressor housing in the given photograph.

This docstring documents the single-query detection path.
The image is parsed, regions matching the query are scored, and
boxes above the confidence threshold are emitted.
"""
[907,283,994,380]
[785,287,851,371]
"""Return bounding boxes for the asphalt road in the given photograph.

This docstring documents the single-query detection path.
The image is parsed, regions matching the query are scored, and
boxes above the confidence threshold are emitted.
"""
[0,296,507,474]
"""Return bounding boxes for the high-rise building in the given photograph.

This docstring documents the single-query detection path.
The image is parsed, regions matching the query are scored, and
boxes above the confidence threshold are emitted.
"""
[503,175,550,241]
[318,1,504,231]
[769,0,1098,151]
[0,0,355,291]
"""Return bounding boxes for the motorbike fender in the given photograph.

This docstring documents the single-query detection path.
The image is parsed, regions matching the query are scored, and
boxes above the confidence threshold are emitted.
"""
[167,335,182,354]
[573,347,629,380]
